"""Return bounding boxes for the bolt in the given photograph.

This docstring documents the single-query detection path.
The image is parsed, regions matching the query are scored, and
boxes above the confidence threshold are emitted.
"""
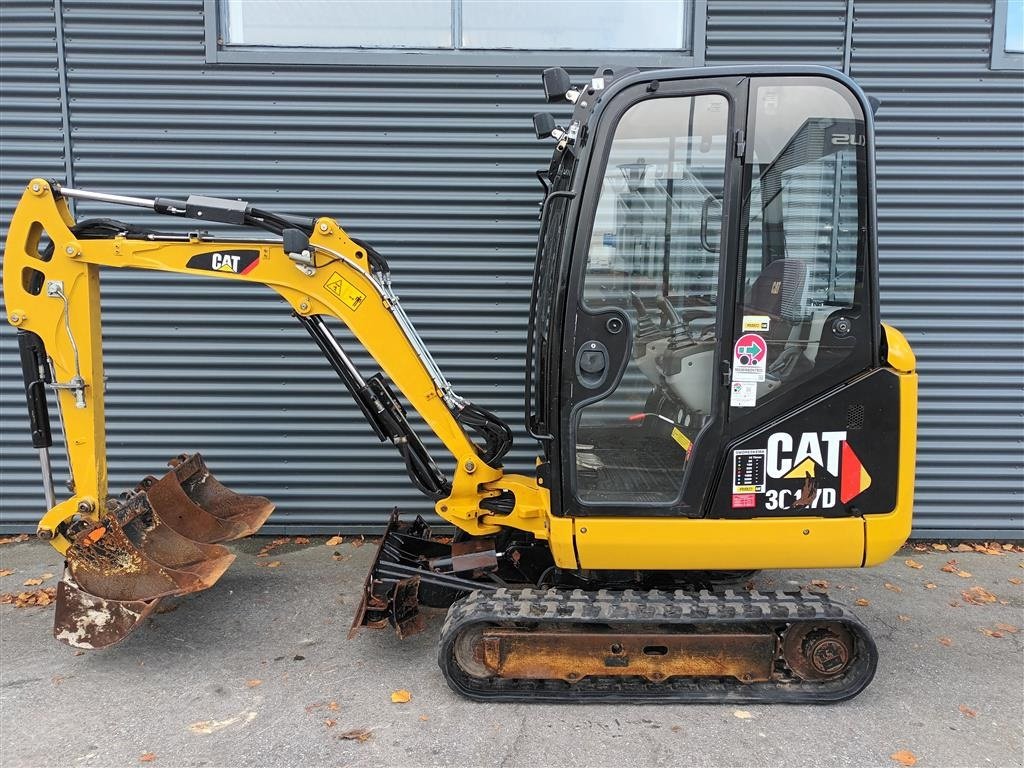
[319,223,329,233]
[76,500,94,514]
[299,302,309,311]
[65,245,75,255]
[9,313,23,325]
[31,183,40,193]
[803,529,810,535]
[464,460,476,473]
[439,505,448,513]
[579,527,587,534]
[37,528,54,541]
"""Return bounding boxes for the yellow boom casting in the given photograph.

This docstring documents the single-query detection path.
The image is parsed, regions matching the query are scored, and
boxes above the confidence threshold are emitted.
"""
[3,65,917,704]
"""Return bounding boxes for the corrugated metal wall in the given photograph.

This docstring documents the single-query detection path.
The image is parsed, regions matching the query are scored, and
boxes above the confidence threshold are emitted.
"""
[1,0,1020,537]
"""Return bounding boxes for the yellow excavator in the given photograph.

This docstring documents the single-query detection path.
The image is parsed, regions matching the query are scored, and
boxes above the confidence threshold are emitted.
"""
[3,66,916,703]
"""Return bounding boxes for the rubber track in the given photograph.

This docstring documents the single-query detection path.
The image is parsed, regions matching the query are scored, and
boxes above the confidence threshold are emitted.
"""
[438,587,878,704]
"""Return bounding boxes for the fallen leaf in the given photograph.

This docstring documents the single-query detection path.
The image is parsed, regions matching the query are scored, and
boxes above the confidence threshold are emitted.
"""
[924,582,937,589]
[351,536,366,549]
[890,749,918,766]
[949,601,961,608]
[904,559,924,570]
[324,719,336,727]
[328,701,339,711]
[391,689,412,704]
[979,628,1004,638]
[810,579,829,589]
[140,753,157,763]
[0,569,13,577]
[957,570,973,578]
[897,614,910,622]
[884,582,902,593]
[940,560,960,573]
[246,679,262,688]
[22,578,42,586]
[938,636,953,647]
[419,715,429,721]
[931,543,948,551]
[961,586,997,605]
[294,537,311,546]
[912,544,928,552]
[855,598,870,606]
[0,534,29,545]
[325,536,343,546]
[340,729,372,742]
[1,587,56,607]
[958,704,977,718]
[994,622,1019,634]
[733,709,753,719]
[257,560,282,569]
[953,543,973,552]
[331,552,348,562]
[1008,577,1022,585]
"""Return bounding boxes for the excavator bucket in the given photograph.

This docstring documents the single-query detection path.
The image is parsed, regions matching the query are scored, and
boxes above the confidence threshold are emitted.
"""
[53,453,274,649]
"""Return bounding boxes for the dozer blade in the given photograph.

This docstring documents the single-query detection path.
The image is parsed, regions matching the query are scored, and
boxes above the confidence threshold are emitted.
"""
[167,453,274,539]
[53,453,273,649]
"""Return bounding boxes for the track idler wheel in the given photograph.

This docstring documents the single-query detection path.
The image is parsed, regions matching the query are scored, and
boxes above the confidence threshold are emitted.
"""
[781,622,855,680]
[53,453,274,649]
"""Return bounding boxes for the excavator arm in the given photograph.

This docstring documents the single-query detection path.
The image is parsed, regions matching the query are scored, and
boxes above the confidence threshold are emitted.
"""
[3,179,554,643]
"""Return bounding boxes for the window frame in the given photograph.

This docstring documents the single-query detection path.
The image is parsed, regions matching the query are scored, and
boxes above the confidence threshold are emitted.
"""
[991,0,1023,70]
[203,0,707,68]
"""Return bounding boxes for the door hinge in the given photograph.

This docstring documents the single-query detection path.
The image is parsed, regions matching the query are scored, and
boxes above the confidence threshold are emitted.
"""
[734,129,746,158]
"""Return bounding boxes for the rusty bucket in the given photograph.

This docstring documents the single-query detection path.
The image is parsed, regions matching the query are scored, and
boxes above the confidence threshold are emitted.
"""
[54,453,274,649]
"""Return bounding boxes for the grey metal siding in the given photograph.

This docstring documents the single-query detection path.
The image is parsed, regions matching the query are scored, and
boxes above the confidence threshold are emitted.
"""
[0,0,1020,538]
[849,1,1024,537]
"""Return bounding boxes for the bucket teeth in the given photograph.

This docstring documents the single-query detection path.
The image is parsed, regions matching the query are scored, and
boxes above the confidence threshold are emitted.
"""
[54,452,272,649]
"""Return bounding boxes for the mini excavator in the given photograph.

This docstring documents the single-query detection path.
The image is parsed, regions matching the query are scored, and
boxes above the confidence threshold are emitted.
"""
[4,66,917,703]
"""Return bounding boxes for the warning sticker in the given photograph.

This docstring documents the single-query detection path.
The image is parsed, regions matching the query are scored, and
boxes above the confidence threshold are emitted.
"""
[742,315,770,332]
[732,493,757,509]
[733,333,767,382]
[324,272,366,311]
[730,381,757,408]
[670,426,692,453]
[732,448,766,494]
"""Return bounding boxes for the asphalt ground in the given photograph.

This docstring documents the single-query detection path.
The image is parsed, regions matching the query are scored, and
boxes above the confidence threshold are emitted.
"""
[1,537,1022,768]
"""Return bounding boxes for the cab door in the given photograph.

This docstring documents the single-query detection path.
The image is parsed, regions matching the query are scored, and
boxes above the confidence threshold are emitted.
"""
[556,76,747,517]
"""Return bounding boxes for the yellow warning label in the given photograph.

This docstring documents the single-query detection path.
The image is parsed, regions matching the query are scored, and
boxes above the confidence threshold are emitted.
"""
[670,427,693,453]
[733,485,759,494]
[324,272,366,311]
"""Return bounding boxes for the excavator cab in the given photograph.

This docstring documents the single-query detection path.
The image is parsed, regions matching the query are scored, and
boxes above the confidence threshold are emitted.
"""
[527,68,911,565]
[4,65,916,702]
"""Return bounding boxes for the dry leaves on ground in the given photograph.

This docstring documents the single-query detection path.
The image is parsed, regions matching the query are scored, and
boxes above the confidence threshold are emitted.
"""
[257,560,282,569]
[979,627,1005,638]
[855,598,870,606]
[22,578,43,586]
[904,559,924,570]
[931,543,949,551]
[340,729,372,742]
[961,586,997,605]
[958,704,977,718]
[391,689,412,704]
[1008,577,1022,585]
[884,582,902,593]
[733,709,753,719]
[994,622,1019,634]
[0,588,56,607]
[246,679,262,688]
[325,536,343,546]
[140,753,156,763]
[938,636,953,647]
[324,719,336,728]
[923,582,937,589]
[294,537,311,546]
[0,534,30,545]
[0,569,13,577]
[890,749,918,766]
[940,559,971,578]
[257,537,291,558]
[351,536,366,549]
[810,579,829,589]
[897,614,910,622]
